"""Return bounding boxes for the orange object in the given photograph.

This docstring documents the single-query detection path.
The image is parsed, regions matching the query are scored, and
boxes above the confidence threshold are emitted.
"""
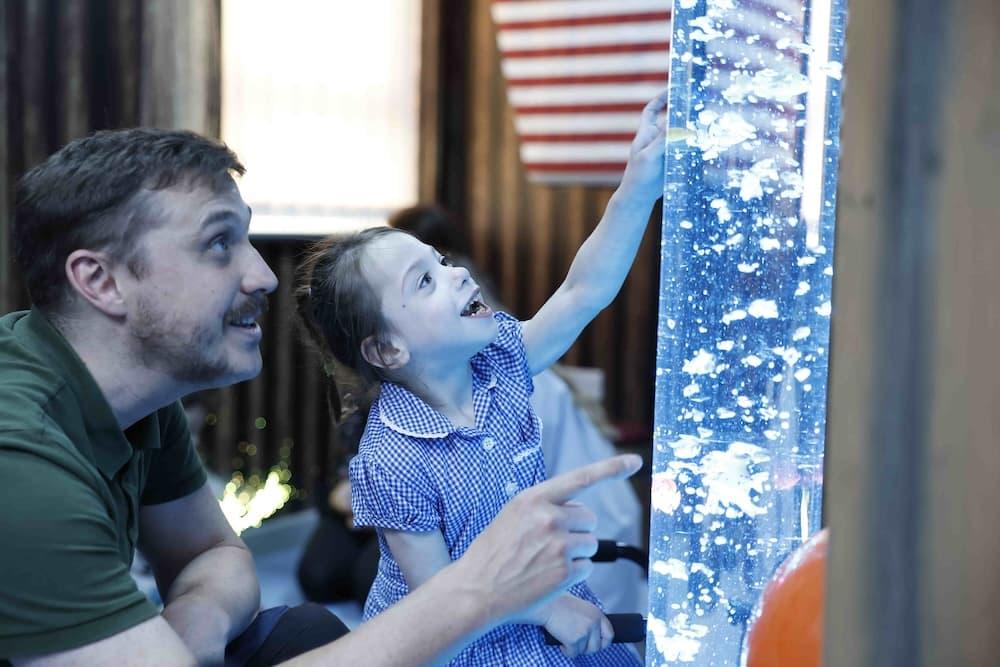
[744,528,828,667]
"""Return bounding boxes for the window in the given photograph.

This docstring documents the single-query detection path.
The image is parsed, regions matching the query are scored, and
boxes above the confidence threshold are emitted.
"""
[221,0,422,237]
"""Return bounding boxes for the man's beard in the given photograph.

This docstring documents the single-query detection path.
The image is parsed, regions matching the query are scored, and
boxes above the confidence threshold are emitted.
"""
[130,297,240,385]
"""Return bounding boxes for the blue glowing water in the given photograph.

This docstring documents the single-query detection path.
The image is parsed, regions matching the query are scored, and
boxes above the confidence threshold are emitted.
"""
[646,0,847,664]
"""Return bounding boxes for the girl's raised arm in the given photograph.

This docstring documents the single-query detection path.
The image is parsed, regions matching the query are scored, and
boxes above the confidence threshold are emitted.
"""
[521,91,668,375]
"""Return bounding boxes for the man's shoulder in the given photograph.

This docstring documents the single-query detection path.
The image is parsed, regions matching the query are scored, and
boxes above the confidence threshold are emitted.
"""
[0,311,67,425]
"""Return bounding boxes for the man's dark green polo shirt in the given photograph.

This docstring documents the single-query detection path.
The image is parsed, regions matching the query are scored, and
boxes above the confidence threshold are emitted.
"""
[0,310,207,660]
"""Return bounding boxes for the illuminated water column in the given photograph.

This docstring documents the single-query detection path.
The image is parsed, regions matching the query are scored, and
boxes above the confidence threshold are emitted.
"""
[647,1,847,664]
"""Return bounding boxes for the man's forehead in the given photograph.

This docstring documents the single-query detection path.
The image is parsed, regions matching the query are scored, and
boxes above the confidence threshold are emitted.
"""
[141,178,248,224]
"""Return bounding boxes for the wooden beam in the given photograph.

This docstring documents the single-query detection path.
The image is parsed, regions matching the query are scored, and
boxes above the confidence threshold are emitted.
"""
[418,0,441,203]
[825,0,1000,664]
[139,0,219,135]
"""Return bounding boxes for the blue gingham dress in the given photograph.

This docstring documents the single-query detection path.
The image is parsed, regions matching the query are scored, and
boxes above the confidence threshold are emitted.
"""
[350,312,640,666]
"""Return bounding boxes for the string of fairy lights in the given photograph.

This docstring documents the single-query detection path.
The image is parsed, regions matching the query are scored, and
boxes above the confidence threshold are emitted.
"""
[218,464,295,536]
[200,411,298,537]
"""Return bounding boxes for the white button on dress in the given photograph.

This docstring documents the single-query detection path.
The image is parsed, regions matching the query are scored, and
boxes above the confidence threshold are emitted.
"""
[483,436,496,451]
[505,481,519,497]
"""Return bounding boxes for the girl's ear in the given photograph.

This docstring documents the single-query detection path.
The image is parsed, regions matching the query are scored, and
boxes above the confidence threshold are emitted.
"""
[360,334,410,371]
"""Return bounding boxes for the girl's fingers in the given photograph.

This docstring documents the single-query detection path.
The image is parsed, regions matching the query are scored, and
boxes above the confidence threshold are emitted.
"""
[586,624,604,654]
[566,557,594,587]
[640,89,671,127]
[564,532,599,560]
[600,615,614,650]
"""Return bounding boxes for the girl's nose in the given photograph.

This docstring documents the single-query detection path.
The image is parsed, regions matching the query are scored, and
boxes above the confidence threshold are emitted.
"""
[451,264,471,285]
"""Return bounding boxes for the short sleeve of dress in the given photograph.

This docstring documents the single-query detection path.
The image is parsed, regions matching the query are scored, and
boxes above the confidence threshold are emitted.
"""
[483,311,534,395]
[349,453,440,533]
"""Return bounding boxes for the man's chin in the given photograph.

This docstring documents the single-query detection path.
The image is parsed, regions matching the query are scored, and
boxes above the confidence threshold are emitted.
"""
[220,355,264,386]
[174,353,263,391]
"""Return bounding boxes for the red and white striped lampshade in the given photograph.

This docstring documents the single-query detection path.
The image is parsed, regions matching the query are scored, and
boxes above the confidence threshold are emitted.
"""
[492,0,672,185]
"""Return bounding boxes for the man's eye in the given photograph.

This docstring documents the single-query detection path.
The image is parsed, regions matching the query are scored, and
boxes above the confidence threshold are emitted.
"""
[210,235,230,252]
[419,273,431,288]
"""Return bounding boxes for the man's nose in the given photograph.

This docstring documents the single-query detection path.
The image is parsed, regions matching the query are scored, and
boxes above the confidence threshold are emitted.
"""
[244,245,279,294]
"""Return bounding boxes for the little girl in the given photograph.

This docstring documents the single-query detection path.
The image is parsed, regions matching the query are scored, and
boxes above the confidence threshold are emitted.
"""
[297,92,667,665]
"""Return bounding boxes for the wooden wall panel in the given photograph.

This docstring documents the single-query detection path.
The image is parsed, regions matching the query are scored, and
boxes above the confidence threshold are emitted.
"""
[1,0,221,315]
[922,0,1000,661]
[825,0,1000,664]
[450,0,660,428]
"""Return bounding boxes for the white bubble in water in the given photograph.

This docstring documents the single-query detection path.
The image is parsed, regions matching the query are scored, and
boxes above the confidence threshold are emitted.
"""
[722,309,747,324]
[682,349,716,375]
[652,558,690,580]
[748,299,779,318]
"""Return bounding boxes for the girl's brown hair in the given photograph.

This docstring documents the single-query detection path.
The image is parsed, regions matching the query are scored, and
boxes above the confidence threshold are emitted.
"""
[296,226,406,421]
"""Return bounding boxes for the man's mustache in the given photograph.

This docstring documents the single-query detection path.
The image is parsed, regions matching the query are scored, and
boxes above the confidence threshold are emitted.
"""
[228,293,269,322]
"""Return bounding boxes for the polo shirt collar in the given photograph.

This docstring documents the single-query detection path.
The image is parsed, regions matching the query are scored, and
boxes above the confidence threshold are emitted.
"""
[20,309,161,477]
[378,357,499,439]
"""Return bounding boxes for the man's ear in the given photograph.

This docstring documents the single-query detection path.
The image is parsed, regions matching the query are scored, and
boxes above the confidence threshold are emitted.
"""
[65,250,127,318]
[360,334,410,371]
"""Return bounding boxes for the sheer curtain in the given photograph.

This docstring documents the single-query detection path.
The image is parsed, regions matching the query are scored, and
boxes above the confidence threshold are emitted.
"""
[220,0,422,236]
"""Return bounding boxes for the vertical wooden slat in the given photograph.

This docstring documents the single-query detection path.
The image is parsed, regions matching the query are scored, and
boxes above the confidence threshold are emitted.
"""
[269,250,295,466]
[621,206,660,424]
[300,337,322,494]
[826,0,1000,665]
[139,0,216,134]
[56,0,88,143]
[246,353,265,474]
[496,47,520,314]
[589,189,617,412]
[822,0,911,660]
[0,0,13,315]
[561,188,588,366]
[527,183,553,314]
[922,0,1000,662]
[822,0,891,653]
[467,0,494,280]
[418,0,441,203]
[109,0,141,128]
[20,0,50,167]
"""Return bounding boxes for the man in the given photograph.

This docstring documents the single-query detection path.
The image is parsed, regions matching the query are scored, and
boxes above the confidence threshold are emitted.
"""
[0,128,642,666]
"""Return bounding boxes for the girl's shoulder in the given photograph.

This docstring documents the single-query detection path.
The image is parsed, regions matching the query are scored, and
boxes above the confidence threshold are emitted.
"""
[355,396,435,465]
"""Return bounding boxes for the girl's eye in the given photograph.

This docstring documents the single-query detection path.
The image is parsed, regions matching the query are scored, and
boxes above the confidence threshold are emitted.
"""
[210,235,231,253]
[419,272,431,288]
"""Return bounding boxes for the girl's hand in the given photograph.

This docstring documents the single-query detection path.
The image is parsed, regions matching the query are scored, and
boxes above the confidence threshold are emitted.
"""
[618,90,670,205]
[537,594,614,658]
